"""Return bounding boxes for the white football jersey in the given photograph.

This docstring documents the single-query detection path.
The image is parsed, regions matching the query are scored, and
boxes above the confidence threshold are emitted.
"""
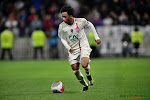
[58,18,92,53]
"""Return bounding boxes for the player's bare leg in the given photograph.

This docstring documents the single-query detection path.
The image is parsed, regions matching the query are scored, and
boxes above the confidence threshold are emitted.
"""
[71,63,88,92]
[81,57,93,86]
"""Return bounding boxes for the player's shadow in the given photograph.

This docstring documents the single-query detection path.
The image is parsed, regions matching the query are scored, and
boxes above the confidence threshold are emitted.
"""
[4,91,50,96]
[23,90,78,94]
[63,90,78,94]
[3,90,78,97]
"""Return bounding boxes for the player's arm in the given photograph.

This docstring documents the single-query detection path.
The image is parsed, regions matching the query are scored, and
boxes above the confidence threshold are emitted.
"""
[87,21,101,44]
[82,18,101,44]
[61,38,74,53]
[58,25,74,53]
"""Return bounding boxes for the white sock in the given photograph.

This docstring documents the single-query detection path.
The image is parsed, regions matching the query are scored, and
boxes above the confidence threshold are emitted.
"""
[73,70,88,86]
[83,64,91,76]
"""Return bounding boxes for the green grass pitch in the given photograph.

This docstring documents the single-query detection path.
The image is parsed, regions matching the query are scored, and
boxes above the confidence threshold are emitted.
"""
[0,58,150,100]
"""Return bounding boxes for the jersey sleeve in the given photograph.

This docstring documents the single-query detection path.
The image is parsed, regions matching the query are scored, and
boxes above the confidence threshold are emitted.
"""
[58,24,65,39]
[82,18,100,40]
[88,21,100,40]
[82,18,90,28]
[61,38,71,51]
[58,24,71,51]
[77,18,100,40]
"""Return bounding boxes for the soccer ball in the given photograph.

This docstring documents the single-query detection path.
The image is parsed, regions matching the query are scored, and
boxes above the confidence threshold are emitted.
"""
[51,81,64,93]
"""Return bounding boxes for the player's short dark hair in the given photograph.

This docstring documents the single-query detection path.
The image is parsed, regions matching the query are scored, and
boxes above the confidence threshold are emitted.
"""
[60,5,74,16]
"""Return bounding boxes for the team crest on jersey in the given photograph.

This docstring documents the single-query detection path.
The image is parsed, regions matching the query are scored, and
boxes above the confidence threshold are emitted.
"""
[76,23,80,33]
[71,29,73,33]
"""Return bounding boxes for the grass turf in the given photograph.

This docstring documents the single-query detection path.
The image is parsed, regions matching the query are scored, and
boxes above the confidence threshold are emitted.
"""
[0,58,150,100]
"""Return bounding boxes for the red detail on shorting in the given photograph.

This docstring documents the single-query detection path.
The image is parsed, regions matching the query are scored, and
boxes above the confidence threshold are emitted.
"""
[60,87,64,91]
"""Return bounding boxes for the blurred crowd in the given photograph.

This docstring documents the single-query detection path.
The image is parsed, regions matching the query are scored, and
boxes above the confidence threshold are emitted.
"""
[0,0,150,37]
[0,0,147,59]
[0,0,64,37]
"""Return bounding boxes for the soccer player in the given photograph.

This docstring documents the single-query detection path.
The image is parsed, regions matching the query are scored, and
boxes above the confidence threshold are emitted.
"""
[58,5,101,92]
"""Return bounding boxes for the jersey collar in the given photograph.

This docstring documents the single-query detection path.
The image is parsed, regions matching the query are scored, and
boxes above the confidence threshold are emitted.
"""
[65,18,76,27]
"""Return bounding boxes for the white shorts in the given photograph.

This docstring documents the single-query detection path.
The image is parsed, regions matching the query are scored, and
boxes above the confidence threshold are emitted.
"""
[68,49,91,65]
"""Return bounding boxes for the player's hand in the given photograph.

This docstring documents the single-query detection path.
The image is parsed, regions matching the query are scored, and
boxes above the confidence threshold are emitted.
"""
[95,39,101,44]
[69,47,74,54]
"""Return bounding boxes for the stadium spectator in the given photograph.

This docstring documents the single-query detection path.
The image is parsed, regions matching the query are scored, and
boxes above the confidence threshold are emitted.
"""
[0,27,13,60]
[0,12,6,32]
[66,0,80,16]
[31,28,46,59]
[133,11,142,25]
[31,0,41,12]
[27,6,37,23]
[5,12,19,36]
[5,12,18,29]
[100,3,108,19]
[90,7,103,26]
[91,7,100,20]
[110,11,119,25]
[53,12,62,28]
[5,2,17,16]
[47,27,58,58]
[131,26,143,57]
[121,33,132,57]
[47,2,59,16]
[39,4,46,21]
[43,14,54,32]
[119,11,129,25]
[29,15,42,36]
[18,19,26,37]
[142,12,150,25]
[19,9,27,22]
[18,9,27,37]
[103,15,113,26]
[79,5,90,18]
[14,0,25,11]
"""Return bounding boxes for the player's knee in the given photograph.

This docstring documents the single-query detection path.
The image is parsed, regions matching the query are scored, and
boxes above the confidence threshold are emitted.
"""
[81,57,89,68]
[71,63,79,70]
[81,63,88,68]
[84,64,90,70]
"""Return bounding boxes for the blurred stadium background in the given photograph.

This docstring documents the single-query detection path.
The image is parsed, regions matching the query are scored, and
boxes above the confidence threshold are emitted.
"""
[0,0,150,59]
